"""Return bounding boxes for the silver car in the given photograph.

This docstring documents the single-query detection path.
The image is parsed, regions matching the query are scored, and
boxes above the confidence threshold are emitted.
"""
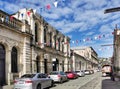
[48,71,68,83]
[14,73,54,89]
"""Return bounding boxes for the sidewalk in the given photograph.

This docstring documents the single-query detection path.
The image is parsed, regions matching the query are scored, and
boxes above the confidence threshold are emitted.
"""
[102,77,120,89]
[0,85,13,89]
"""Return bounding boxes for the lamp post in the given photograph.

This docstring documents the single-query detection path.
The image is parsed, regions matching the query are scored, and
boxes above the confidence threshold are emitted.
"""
[104,7,120,81]
[104,7,120,14]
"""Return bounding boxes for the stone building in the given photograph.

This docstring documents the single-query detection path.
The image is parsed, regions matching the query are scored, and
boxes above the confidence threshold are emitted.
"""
[0,8,71,85]
[70,50,87,71]
[71,46,99,70]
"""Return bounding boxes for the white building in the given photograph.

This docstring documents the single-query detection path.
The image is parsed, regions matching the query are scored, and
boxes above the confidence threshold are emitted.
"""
[71,46,99,70]
[0,8,71,86]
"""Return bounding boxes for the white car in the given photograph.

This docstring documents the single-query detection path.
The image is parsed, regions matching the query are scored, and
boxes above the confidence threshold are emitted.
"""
[48,71,68,83]
[84,70,91,75]
[14,73,54,89]
[75,70,85,77]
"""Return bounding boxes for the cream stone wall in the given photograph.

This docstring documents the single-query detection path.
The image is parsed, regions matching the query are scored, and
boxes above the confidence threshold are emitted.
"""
[0,8,71,85]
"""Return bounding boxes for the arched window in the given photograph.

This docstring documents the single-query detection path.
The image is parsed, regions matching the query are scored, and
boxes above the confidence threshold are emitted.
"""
[35,23,38,42]
[58,38,60,51]
[44,27,47,44]
[11,47,18,73]
[0,44,6,85]
[54,35,56,49]
[50,32,52,47]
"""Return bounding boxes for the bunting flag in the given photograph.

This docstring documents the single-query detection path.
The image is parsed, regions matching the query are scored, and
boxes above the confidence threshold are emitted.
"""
[33,9,37,14]
[112,32,114,35]
[76,40,79,44]
[53,1,58,7]
[21,13,24,18]
[64,41,68,44]
[27,11,31,16]
[72,41,74,44]
[10,16,14,20]
[46,4,51,10]
[1,17,4,22]
[70,32,114,45]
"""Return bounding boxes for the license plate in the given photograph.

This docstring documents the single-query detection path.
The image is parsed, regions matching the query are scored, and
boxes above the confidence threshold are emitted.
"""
[19,80,24,84]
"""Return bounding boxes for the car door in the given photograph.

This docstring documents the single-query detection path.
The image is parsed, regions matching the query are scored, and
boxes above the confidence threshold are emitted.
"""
[37,74,46,88]
[61,72,67,81]
[41,74,51,88]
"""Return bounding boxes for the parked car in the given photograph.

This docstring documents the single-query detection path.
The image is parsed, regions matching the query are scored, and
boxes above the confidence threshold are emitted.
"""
[84,70,91,75]
[75,70,85,77]
[89,70,94,74]
[65,71,78,79]
[14,73,54,89]
[48,71,68,83]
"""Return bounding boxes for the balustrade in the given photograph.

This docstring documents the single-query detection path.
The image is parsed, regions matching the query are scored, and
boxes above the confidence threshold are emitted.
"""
[0,10,22,31]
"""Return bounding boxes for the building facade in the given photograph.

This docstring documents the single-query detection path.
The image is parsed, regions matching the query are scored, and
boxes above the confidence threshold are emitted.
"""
[0,8,71,85]
[70,50,87,71]
[71,46,99,70]
[113,28,120,80]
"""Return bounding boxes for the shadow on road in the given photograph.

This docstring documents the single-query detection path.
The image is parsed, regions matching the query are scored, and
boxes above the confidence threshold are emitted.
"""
[0,86,3,89]
[101,77,120,89]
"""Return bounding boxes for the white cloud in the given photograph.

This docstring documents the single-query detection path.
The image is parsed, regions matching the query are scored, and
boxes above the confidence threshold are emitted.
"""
[1,0,118,58]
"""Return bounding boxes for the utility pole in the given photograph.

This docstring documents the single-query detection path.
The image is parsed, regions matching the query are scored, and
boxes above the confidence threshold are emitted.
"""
[104,7,120,81]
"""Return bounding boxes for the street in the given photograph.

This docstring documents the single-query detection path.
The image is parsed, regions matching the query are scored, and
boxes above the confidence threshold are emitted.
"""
[50,72,120,89]
[1,72,120,89]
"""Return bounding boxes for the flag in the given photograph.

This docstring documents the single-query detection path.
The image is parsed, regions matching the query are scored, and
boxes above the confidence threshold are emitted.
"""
[10,16,14,20]
[33,9,36,14]
[27,11,31,16]
[21,13,24,18]
[53,1,58,7]
[112,32,114,35]
[76,40,78,44]
[1,17,4,22]
[72,41,74,44]
[46,4,51,10]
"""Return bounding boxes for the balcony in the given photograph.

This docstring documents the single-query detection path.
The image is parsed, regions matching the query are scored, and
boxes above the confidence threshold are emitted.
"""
[0,10,22,32]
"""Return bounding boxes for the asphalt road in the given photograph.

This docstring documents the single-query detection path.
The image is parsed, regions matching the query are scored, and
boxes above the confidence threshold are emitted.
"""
[2,72,119,89]
[50,72,102,89]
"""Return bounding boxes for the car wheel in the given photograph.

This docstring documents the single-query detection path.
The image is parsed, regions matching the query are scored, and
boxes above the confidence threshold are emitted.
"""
[60,78,63,84]
[51,80,54,87]
[37,84,41,89]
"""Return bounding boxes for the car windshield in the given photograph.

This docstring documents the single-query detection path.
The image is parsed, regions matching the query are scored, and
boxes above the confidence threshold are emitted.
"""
[65,71,72,74]
[49,72,59,75]
[75,71,79,73]
[21,74,36,78]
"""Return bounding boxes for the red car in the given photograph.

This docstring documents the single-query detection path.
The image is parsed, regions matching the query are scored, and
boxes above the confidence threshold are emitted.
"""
[65,71,78,79]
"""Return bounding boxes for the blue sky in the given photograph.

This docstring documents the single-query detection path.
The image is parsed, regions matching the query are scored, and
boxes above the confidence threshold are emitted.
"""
[0,0,120,58]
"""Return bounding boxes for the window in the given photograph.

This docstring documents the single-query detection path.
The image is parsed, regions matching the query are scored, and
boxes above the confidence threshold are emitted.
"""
[58,38,60,51]
[50,32,52,47]
[36,56,40,73]
[54,35,56,49]
[44,27,47,44]
[11,47,18,73]
[21,74,35,78]
[37,74,47,78]
[35,23,38,42]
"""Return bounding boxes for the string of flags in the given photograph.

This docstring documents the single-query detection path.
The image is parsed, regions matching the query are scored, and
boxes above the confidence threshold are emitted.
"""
[18,0,67,13]
[71,32,114,44]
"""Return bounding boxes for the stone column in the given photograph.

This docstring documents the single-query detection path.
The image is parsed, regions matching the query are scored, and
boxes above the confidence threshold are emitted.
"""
[6,47,12,85]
